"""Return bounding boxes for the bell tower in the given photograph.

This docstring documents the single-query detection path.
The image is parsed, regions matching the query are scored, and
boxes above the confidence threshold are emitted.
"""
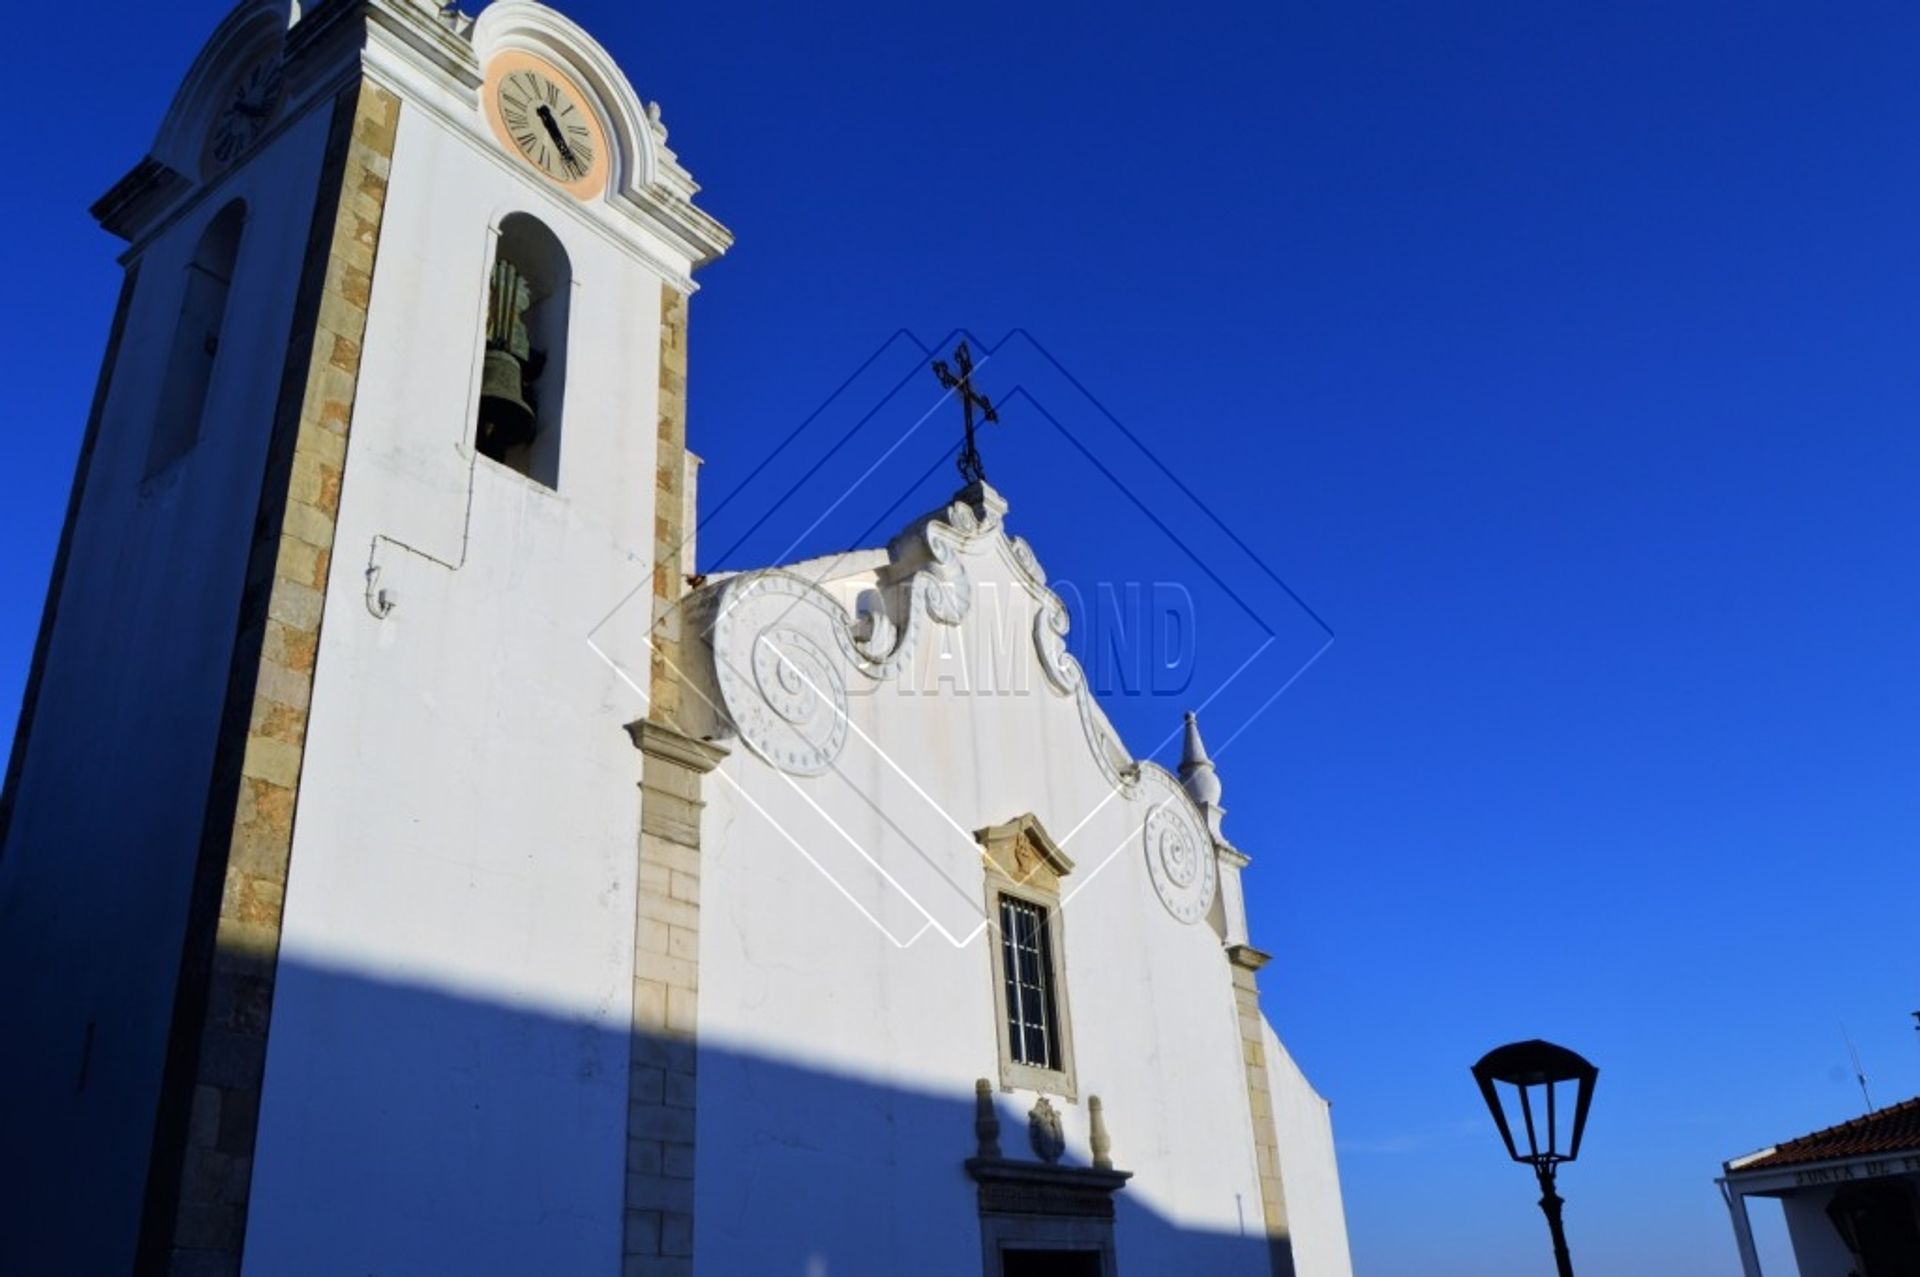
[0,2,729,1272]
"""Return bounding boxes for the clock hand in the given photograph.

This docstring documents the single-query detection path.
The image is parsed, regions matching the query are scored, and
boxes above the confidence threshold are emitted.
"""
[536,104,581,169]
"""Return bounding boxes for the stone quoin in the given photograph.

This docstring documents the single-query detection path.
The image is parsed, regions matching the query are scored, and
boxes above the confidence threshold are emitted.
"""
[0,3,1355,1275]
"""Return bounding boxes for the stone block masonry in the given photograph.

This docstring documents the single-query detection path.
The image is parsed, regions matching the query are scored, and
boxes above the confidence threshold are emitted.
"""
[1230,943,1297,1277]
[649,284,691,730]
[624,721,726,1277]
[623,277,711,1277]
[138,79,399,1277]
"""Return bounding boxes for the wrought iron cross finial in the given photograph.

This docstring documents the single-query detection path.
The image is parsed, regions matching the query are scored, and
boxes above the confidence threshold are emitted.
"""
[931,340,1000,486]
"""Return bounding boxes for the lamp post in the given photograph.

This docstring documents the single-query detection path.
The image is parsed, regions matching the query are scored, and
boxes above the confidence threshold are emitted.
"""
[1472,1039,1599,1277]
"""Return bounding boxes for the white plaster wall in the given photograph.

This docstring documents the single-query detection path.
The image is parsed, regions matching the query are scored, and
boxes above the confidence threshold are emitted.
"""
[1266,1022,1356,1277]
[243,94,677,1274]
[694,529,1322,1274]
[0,110,330,1274]
[1781,1189,1853,1277]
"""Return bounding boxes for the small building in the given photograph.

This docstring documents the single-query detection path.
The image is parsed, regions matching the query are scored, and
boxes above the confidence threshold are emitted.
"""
[1719,1096,1920,1277]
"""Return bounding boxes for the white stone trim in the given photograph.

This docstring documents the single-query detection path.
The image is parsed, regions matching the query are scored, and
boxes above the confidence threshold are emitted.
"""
[1716,1178,1766,1277]
[704,484,1199,820]
[1720,1147,1920,1197]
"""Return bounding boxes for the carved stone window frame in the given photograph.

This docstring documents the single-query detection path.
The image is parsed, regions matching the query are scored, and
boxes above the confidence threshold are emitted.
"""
[979,815,1079,1100]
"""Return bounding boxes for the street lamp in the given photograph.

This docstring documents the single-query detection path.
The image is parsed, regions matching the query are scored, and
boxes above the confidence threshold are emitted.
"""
[1472,1039,1599,1277]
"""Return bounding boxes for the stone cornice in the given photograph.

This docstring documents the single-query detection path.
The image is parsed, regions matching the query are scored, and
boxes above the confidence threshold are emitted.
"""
[110,0,730,276]
[91,157,192,241]
[964,1157,1133,1220]
[1226,943,1273,972]
[626,719,729,774]
[976,814,1077,881]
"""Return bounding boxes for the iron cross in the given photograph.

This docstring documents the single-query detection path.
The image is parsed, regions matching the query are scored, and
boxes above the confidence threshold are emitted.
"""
[931,340,1000,486]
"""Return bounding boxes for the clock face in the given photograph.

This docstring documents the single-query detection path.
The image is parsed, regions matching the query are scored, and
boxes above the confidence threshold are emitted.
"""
[206,56,283,171]
[496,67,598,185]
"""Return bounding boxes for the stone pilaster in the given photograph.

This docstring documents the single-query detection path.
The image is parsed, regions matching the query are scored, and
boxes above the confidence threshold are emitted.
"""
[626,183,709,1277]
[622,720,725,1277]
[648,284,692,729]
[138,79,399,1277]
[1229,943,1296,1277]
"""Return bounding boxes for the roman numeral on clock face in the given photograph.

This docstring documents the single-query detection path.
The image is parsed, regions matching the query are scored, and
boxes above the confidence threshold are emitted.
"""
[495,64,597,185]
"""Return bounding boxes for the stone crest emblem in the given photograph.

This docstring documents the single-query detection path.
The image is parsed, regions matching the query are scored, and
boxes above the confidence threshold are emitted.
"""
[1028,1095,1065,1164]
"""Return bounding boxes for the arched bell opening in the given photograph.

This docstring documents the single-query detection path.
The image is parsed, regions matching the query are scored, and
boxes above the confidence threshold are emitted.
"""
[475,212,571,487]
[147,199,246,476]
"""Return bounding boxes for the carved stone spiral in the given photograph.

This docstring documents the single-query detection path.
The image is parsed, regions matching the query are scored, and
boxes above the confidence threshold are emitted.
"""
[1139,768,1217,925]
[1155,815,1200,888]
[1034,593,1080,695]
[918,533,971,626]
[712,573,851,776]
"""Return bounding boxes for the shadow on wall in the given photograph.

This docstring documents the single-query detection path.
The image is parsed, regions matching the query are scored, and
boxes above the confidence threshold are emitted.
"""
[70,956,1293,1276]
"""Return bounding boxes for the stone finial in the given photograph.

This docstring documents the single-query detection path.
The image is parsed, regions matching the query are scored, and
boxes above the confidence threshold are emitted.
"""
[433,3,474,35]
[1179,711,1220,802]
[974,1078,1002,1159]
[1180,712,1227,844]
[1089,1095,1113,1171]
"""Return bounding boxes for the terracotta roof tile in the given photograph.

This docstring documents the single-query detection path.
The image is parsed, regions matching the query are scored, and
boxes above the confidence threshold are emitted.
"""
[1729,1095,1920,1173]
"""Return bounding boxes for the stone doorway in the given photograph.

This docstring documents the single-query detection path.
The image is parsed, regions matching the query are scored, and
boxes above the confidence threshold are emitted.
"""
[999,1248,1104,1277]
[966,1079,1128,1277]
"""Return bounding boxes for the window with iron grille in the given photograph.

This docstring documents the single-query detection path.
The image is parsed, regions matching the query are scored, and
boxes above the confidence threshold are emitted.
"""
[999,894,1061,1070]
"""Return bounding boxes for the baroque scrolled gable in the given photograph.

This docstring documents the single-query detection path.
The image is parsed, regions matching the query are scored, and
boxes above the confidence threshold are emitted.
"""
[695,482,1222,926]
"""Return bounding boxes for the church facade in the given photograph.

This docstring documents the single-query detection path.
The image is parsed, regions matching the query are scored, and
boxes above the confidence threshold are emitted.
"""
[0,3,1353,1274]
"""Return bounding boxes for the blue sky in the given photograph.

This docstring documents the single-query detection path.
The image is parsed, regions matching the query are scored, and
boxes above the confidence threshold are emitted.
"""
[7,2,1920,1273]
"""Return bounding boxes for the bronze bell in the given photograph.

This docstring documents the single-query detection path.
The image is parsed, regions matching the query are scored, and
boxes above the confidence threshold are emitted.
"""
[476,348,535,462]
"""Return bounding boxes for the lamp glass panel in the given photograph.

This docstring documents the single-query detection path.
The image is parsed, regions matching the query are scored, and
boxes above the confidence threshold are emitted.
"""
[1493,1079,1536,1161]
[1518,1080,1543,1159]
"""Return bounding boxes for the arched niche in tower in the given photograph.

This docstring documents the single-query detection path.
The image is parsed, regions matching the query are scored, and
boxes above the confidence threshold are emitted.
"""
[475,212,571,488]
[147,199,246,477]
